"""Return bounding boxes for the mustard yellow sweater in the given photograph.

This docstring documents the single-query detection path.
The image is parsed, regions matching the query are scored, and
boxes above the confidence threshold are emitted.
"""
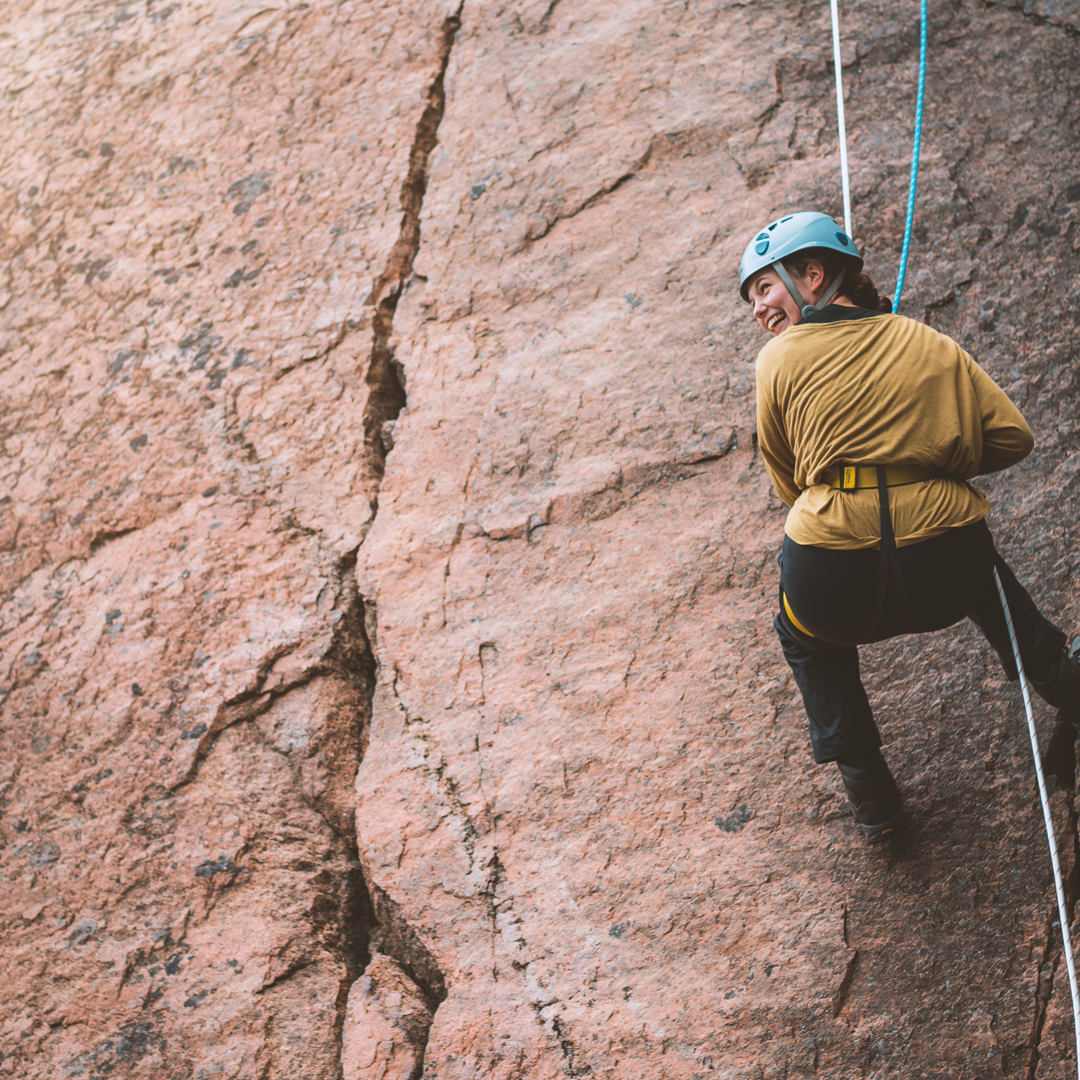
[755,311,1033,549]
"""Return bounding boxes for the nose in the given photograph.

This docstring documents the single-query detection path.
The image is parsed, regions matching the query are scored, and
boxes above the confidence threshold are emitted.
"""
[752,293,768,319]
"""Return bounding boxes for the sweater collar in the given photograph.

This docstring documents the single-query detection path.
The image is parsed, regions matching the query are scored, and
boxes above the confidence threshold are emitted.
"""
[801,304,886,325]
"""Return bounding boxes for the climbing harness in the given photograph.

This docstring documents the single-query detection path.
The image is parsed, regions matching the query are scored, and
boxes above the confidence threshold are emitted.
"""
[782,466,932,640]
[893,0,928,310]
[829,0,853,237]
[823,464,932,490]
[856,466,914,638]
[782,591,812,637]
[994,568,1080,1078]
[872,467,914,633]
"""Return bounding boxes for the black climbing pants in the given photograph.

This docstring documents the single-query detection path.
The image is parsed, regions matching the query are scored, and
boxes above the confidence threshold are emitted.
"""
[776,519,1067,763]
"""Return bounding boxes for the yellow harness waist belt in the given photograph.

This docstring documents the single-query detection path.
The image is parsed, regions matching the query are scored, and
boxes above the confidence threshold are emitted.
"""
[823,465,935,490]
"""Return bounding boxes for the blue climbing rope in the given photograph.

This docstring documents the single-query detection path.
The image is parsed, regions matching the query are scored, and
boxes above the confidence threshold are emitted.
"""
[893,0,927,311]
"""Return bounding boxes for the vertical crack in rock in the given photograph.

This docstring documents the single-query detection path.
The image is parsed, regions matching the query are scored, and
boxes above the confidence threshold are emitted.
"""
[1019,715,1079,1077]
[1020,917,1059,1079]
[550,1015,593,1078]
[288,559,388,1071]
[176,553,384,1066]
[832,949,860,1018]
[527,1001,593,1079]
[539,0,563,30]
[339,883,449,1079]
[362,4,464,509]
[332,807,378,1071]
[367,885,449,1010]
[335,6,463,1074]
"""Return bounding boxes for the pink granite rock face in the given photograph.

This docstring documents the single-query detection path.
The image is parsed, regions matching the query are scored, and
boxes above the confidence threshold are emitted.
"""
[0,0,458,1074]
[2,0,1080,1077]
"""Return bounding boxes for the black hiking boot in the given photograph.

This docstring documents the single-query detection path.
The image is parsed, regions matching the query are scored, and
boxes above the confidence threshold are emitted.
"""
[836,748,903,843]
[1030,636,1080,731]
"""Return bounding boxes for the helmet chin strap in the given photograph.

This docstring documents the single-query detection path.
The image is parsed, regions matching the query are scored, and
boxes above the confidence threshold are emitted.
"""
[772,262,847,319]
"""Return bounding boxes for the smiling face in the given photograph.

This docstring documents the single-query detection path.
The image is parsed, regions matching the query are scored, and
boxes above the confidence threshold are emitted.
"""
[746,261,828,336]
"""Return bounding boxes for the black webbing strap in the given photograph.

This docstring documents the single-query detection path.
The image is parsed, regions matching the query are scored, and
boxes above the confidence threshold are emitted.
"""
[861,466,916,638]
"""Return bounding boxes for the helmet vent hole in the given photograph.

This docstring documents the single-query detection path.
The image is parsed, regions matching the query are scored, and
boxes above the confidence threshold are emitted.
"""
[738,211,863,303]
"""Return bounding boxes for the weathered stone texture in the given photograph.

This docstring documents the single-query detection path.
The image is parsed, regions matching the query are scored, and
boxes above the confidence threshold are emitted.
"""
[1,0,1080,1077]
[0,0,455,1075]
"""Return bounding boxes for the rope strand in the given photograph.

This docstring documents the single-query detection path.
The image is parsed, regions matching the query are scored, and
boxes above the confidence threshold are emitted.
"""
[829,0,853,236]
[994,568,1080,1079]
[893,0,927,310]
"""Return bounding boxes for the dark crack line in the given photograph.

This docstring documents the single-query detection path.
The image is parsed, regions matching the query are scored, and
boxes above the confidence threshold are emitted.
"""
[254,958,313,996]
[170,640,308,792]
[529,1004,594,1078]
[525,153,650,243]
[1022,917,1058,1079]
[539,0,563,29]
[355,5,464,516]
[832,949,859,1017]
[366,7,464,335]
[338,4,465,1070]
[173,553,377,792]
[388,669,481,871]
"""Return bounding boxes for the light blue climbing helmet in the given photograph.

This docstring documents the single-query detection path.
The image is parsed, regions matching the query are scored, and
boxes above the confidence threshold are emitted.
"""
[738,211,863,318]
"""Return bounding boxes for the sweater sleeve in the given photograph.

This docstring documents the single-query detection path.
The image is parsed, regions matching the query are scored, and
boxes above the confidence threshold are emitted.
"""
[755,362,801,507]
[965,356,1034,475]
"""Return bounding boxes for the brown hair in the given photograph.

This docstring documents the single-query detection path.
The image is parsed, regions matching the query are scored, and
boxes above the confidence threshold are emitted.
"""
[782,248,893,313]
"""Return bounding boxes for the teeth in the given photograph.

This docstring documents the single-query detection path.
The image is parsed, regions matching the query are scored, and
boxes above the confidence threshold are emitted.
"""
[767,312,785,331]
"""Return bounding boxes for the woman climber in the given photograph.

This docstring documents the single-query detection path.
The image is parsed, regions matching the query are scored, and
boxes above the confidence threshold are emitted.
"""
[739,210,1080,842]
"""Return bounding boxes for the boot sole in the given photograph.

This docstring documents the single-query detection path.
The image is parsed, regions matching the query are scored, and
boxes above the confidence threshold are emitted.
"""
[857,810,903,843]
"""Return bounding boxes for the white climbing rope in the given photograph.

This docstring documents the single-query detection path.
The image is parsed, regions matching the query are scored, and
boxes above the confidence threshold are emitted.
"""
[995,567,1080,1078]
[829,0,853,237]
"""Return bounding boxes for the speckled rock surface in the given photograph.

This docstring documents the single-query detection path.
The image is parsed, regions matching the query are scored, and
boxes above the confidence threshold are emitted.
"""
[2,0,1080,1077]
[0,0,457,1074]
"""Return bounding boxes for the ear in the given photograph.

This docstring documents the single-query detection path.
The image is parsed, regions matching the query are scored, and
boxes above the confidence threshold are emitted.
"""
[805,260,827,294]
